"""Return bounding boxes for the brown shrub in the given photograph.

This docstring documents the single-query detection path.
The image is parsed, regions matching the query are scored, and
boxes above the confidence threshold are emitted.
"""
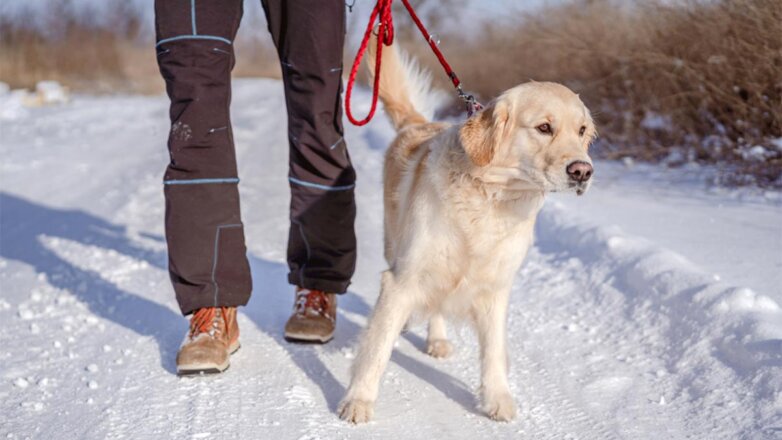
[418,0,781,186]
[0,4,280,94]
[0,19,126,92]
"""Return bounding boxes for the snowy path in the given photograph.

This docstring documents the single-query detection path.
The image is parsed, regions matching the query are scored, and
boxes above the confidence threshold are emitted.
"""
[1,79,780,440]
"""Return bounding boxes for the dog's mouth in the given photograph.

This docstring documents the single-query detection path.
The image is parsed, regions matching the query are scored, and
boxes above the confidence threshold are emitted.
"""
[547,177,590,195]
[569,181,590,196]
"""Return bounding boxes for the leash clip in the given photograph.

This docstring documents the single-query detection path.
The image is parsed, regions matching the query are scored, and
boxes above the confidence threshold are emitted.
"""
[456,86,483,117]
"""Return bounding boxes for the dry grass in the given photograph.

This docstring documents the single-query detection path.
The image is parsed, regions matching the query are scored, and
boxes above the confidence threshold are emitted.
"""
[0,5,280,94]
[0,2,157,93]
[233,43,282,80]
[422,0,782,186]
[0,20,132,92]
[0,27,280,95]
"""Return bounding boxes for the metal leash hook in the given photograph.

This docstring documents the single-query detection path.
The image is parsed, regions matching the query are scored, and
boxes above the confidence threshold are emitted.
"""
[451,72,482,117]
[457,85,483,117]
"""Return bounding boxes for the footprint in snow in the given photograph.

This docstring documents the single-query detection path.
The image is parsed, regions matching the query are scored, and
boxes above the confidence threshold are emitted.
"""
[284,385,315,408]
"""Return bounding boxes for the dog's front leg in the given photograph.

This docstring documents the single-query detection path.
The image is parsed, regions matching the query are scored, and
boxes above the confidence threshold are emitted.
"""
[339,271,413,423]
[473,289,516,421]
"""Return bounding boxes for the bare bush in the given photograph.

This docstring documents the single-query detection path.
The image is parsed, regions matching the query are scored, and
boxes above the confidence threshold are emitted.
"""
[0,2,280,94]
[425,0,781,186]
[0,20,124,92]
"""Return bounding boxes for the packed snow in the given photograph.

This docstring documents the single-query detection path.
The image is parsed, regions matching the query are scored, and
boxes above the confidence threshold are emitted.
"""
[1,79,781,439]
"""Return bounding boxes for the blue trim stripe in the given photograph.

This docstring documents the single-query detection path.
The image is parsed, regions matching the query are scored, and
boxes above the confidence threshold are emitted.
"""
[156,35,232,47]
[164,178,239,185]
[191,0,197,35]
[288,177,354,191]
[329,137,344,150]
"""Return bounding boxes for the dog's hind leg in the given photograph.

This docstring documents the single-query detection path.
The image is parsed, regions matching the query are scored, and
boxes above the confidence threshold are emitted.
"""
[472,290,517,422]
[339,271,415,423]
[426,314,453,358]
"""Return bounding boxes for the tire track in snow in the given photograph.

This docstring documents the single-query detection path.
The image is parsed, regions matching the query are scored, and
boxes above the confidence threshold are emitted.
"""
[506,255,622,440]
[517,348,620,440]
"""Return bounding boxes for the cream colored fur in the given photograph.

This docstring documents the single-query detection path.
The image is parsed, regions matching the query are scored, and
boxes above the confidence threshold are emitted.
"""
[339,35,596,424]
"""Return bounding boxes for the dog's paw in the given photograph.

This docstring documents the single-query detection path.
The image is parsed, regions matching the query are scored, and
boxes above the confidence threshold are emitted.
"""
[426,339,453,359]
[482,392,517,422]
[338,398,375,424]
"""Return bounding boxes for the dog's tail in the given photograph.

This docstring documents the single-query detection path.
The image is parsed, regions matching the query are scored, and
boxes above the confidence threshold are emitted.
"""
[365,33,443,131]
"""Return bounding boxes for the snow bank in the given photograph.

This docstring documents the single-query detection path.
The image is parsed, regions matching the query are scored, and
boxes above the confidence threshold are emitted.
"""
[31,81,69,105]
[0,89,29,121]
[536,201,782,431]
[0,81,69,120]
[539,201,781,359]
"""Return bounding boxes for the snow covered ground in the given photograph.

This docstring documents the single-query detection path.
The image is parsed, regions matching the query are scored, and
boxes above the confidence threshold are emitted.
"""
[1,79,780,439]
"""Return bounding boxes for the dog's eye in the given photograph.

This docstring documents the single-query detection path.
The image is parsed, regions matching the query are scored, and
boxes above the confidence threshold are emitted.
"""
[579,126,586,136]
[536,123,552,135]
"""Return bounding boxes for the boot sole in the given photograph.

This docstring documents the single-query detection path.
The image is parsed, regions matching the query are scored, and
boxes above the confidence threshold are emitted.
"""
[177,340,241,376]
[283,330,334,344]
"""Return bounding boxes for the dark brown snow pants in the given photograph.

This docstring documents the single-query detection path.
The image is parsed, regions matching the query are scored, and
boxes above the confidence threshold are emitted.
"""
[155,0,355,315]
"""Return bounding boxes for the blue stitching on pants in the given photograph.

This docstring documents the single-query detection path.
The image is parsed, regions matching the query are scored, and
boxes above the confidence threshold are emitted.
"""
[164,178,239,185]
[191,0,197,35]
[288,177,354,191]
[212,224,243,306]
[156,35,232,47]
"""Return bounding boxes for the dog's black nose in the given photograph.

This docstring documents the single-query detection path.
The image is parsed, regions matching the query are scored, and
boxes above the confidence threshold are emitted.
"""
[566,161,593,183]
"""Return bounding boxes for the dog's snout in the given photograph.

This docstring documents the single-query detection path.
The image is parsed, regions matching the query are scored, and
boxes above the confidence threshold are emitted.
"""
[566,161,593,183]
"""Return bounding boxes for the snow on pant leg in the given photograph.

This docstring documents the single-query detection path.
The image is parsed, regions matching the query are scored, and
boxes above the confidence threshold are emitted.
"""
[155,0,252,315]
[262,0,356,294]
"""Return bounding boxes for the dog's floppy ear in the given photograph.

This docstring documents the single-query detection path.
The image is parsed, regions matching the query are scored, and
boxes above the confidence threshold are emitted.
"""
[458,100,513,167]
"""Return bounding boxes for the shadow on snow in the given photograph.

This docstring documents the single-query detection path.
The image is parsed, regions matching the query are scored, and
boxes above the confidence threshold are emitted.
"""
[0,192,478,414]
[0,192,181,374]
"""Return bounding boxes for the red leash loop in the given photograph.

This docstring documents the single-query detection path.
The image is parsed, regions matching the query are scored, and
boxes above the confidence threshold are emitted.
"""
[344,0,482,127]
[344,0,394,126]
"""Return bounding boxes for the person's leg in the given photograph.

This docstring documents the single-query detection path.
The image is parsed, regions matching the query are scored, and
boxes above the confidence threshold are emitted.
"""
[155,0,252,317]
[262,0,356,294]
[156,0,251,375]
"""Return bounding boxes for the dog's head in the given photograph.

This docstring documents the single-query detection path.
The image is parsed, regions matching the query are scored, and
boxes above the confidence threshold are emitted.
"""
[459,82,596,195]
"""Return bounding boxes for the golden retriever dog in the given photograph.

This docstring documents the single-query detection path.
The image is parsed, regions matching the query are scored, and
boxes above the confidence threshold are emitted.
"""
[339,36,596,423]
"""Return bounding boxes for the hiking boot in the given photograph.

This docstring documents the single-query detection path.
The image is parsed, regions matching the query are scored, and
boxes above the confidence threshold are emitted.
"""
[284,287,337,343]
[176,306,240,376]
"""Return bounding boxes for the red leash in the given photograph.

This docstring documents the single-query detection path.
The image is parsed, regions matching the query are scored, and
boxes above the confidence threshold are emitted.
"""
[344,0,482,127]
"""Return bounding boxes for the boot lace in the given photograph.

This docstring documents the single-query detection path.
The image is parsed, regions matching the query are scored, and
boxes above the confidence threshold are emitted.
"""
[294,289,331,316]
[189,306,230,338]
